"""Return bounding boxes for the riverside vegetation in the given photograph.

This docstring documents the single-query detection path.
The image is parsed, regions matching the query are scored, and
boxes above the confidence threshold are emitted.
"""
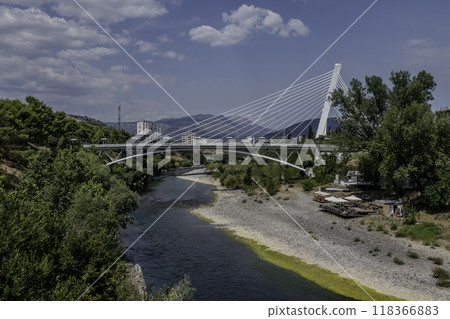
[0,97,195,300]
[206,70,450,290]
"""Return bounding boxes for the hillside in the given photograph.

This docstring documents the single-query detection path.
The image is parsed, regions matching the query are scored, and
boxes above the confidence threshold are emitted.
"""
[107,114,272,138]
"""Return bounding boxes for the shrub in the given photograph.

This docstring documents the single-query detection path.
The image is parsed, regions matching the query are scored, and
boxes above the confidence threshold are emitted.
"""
[376,225,385,232]
[367,225,373,232]
[150,275,196,301]
[432,267,449,280]
[393,257,405,265]
[427,257,443,265]
[386,252,392,257]
[242,199,247,203]
[302,179,314,191]
[407,250,420,259]
[354,237,361,242]
[436,279,450,288]
[390,223,398,231]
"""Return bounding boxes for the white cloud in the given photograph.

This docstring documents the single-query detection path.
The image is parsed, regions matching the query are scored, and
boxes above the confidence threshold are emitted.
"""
[161,50,185,61]
[52,0,169,24]
[0,6,109,58]
[407,38,427,47]
[134,40,185,61]
[135,40,159,53]
[57,47,118,60]
[189,4,310,47]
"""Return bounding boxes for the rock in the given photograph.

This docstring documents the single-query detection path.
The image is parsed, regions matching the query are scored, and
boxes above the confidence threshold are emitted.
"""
[129,264,148,300]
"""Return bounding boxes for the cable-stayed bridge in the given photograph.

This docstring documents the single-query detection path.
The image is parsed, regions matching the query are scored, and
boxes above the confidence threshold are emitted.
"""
[84,64,347,174]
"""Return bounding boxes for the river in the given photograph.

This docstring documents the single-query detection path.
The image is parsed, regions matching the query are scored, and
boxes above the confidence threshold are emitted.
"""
[120,173,350,301]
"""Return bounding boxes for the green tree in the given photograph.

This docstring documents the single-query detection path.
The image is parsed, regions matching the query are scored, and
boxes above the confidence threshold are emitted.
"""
[330,76,388,151]
[307,125,315,139]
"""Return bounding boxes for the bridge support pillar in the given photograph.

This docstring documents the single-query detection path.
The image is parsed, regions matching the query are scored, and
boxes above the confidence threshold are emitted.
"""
[316,63,341,138]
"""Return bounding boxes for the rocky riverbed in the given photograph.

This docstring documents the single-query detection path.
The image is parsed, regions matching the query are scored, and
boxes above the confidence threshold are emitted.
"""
[178,169,450,301]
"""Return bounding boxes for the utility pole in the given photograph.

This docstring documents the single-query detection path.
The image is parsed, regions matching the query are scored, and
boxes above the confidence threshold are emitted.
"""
[118,102,121,130]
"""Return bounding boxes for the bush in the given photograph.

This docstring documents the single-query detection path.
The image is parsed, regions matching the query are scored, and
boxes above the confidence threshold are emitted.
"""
[390,223,398,231]
[150,275,196,301]
[432,267,449,280]
[393,257,405,265]
[427,256,443,265]
[302,179,314,191]
[407,250,420,259]
[436,279,450,288]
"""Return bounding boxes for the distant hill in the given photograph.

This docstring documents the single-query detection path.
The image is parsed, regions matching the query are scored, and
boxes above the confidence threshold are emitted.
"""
[105,122,139,135]
[107,114,272,139]
[265,117,341,138]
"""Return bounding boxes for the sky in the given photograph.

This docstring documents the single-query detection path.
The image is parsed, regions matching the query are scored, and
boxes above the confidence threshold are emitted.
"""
[1,0,449,123]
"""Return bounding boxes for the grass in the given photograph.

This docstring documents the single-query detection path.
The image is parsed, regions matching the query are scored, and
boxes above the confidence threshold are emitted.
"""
[346,226,352,231]
[393,257,405,265]
[407,250,420,259]
[354,237,361,243]
[191,212,215,224]
[242,199,247,203]
[367,225,373,232]
[209,191,218,204]
[222,229,403,301]
[395,222,441,243]
[427,256,443,265]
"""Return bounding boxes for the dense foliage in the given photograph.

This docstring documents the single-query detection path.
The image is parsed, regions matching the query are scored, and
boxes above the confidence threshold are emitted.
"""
[0,150,140,300]
[0,97,130,176]
[0,96,200,300]
[331,71,450,210]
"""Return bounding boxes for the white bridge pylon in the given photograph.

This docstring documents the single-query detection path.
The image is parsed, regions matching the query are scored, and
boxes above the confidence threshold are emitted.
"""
[316,63,342,138]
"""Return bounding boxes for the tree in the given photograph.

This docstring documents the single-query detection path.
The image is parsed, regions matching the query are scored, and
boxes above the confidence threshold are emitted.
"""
[330,76,388,151]
[307,125,315,139]
[372,71,437,191]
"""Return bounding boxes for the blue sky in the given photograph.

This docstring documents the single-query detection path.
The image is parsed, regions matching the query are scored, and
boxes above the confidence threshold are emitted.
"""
[1,0,449,122]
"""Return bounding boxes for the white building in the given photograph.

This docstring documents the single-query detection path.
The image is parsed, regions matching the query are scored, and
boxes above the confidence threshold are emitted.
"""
[137,121,159,135]
[181,131,196,144]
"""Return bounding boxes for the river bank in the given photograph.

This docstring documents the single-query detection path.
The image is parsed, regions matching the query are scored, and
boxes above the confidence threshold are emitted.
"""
[178,169,450,301]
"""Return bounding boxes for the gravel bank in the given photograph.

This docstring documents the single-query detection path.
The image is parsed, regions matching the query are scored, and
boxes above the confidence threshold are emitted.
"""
[178,170,450,300]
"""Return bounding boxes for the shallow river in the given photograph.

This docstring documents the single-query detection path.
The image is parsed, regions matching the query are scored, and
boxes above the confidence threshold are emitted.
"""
[121,174,350,301]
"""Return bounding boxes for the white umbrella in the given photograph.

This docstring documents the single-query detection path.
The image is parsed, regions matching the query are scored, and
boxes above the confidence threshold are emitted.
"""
[344,195,362,201]
[325,196,339,203]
